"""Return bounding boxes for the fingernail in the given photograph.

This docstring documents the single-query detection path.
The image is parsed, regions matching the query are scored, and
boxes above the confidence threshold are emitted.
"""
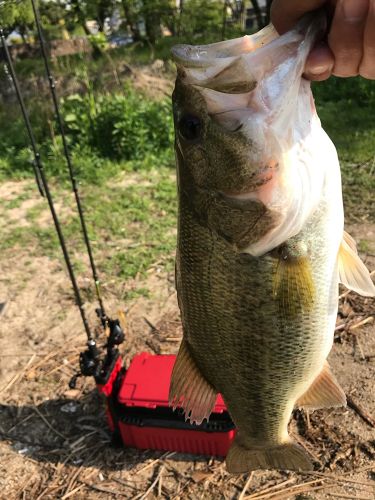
[343,0,369,21]
[308,64,332,75]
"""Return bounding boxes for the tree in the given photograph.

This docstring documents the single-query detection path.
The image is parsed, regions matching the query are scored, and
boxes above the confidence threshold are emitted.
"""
[63,0,120,36]
[39,0,72,40]
[121,0,142,41]
[141,0,174,44]
[179,0,223,38]
[121,0,177,44]
[86,0,115,33]
[0,0,34,41]
[250,0,266,29]
[264,0,273,24]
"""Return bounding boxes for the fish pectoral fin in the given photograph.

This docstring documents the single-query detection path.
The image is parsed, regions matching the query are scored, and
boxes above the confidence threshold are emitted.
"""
[338,231,375,297]
[273,254,315,316]
[296,362,346,411]
[168,338,217,425]
[226,437,313,473]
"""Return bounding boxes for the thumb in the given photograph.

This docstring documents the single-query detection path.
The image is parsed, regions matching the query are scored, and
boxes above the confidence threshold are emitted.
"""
[271,0,328,34]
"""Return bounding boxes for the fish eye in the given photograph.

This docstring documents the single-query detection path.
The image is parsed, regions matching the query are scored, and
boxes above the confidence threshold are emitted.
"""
[178,114,202,141]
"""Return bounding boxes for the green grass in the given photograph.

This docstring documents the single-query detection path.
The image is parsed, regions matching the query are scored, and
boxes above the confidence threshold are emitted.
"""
[313,77,375,219]
[317,101,375,163]
[0,166,177,300]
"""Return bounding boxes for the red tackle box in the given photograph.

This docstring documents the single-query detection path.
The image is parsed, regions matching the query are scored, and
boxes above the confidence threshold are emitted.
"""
[99,352,236,457]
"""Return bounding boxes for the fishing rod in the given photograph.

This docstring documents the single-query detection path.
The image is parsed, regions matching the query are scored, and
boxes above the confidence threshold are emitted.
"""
[0,14,236,459]
[0,27,124,386]
[0,28,93,344]
[30,0,107,324]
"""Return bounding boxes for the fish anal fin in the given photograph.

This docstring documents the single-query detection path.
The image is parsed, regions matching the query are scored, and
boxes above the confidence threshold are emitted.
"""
[296,362,346,411]
[169,339,217,425]
[226,437,313,473]
[339,231,375,297]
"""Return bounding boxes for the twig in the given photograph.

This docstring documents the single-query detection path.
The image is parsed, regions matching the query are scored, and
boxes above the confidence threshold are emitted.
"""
[32,402,68,441]
[136,451,175,474]
[347,395,375,427]
[62,464,85,497]
[246,479,325,499]
[61,484,85,499]
[171,478,192,500]
[0,354,36,393]
[69,430,97,450]
[143,316,160,333]
[349,317,374,331]
[7,412,33,433]
[335,323,346,332]
[339,290,351,300]
[302,470,375,487]
[245,478,296,499]
[292,431,321,466]
[246,482,330,500]
[25,350,59,375]
[158,466,163,497]
[0,352,48,357]
[239,472,254,500]
[85,482,128,497]
[326,494,374,500]
[15,474,36,498]
[112,477,138,490]
[353,335,366,360]
[36,485,64,500]
[139,466,164,500]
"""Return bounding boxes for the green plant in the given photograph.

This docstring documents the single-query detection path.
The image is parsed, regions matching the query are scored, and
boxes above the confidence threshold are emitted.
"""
[61,86,174,162]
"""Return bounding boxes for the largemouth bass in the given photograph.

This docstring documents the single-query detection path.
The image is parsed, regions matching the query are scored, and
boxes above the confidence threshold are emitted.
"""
[169,16,375,473]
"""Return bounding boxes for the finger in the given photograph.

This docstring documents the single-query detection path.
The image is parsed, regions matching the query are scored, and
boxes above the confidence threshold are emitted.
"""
[271,0,327,34]
[359,0,375,78]
[328,0,369,77]
[304,43,335,80]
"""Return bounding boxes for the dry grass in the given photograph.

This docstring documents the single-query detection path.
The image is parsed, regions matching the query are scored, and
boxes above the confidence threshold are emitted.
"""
[0,183,375,499]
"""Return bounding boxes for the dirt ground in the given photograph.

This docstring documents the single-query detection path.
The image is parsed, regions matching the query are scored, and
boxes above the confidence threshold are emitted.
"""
[0,179,375,499]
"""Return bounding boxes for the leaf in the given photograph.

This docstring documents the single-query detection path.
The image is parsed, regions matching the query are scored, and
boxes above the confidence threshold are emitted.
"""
[64,113,77,122]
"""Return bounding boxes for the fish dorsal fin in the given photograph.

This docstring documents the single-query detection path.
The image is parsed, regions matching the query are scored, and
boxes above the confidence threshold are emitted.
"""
[169,339,217,425]
[296,362,346,410]
[338,231,375,297]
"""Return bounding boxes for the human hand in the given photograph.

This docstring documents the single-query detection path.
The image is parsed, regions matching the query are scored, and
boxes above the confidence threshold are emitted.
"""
[271,0,375,80]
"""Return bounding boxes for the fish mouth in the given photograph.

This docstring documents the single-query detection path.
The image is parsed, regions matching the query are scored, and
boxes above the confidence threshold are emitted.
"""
[172,14,326,98]
[171,26,279,68]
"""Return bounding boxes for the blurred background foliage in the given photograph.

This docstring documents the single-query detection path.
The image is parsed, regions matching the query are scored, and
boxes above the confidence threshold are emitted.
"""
[0,0,373,286]
[0,0,374,188]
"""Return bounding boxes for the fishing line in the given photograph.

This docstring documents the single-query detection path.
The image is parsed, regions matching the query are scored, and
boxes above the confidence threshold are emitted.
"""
[30,0,107,322]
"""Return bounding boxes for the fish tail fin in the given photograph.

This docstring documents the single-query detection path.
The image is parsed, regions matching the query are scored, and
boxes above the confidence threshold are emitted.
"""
[226,438,313,473]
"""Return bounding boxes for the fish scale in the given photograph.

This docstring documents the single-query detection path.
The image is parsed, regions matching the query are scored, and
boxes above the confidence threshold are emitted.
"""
[177,189,336,446]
